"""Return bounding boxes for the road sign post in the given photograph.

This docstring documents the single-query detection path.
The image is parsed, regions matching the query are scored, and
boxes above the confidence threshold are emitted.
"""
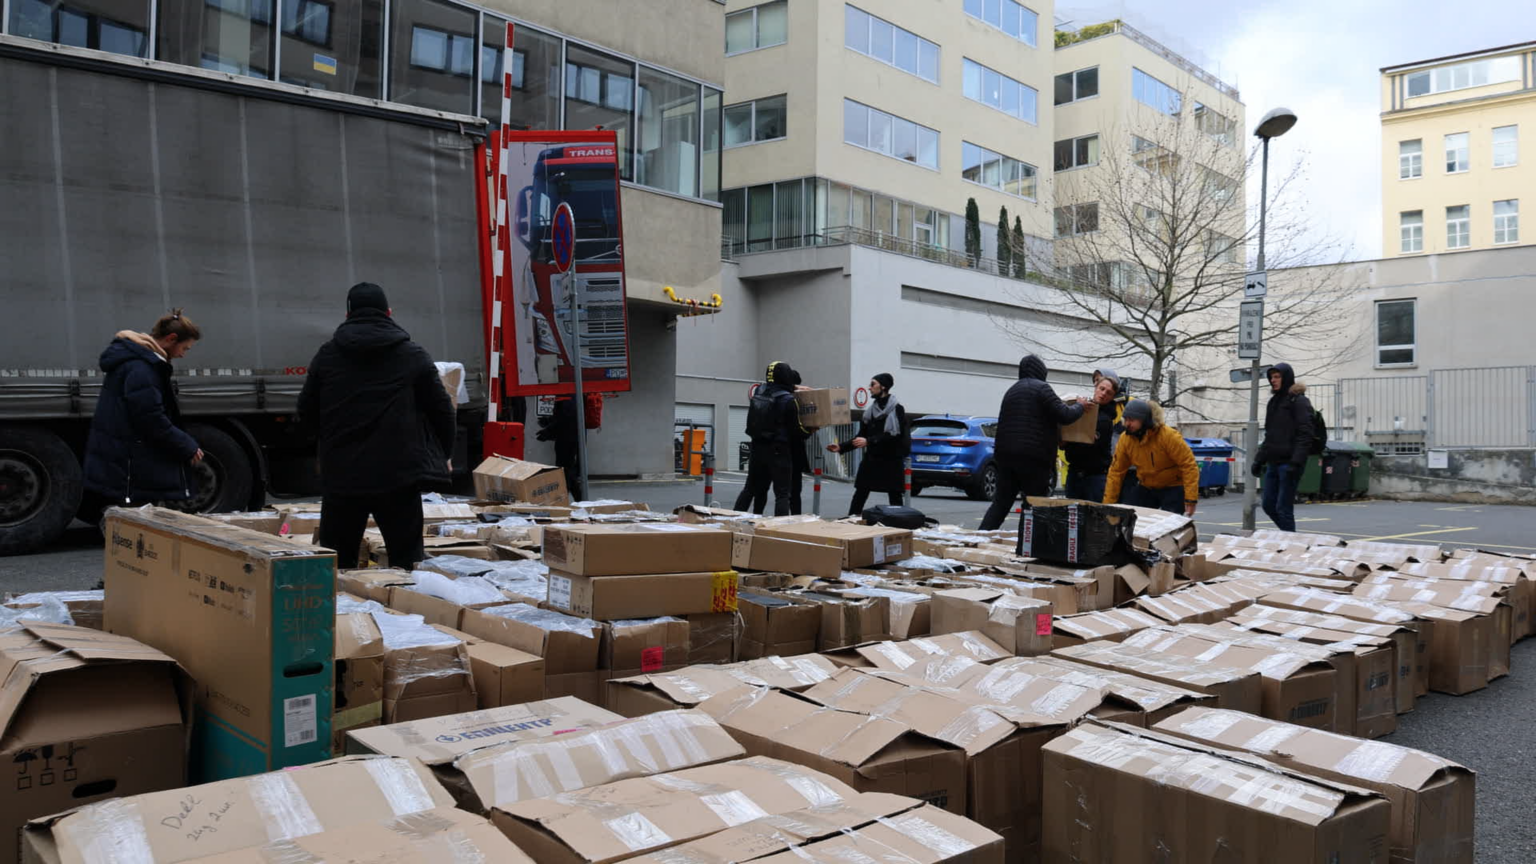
[1237,300,1264,360]
[1244,270,1268,299]
[551,202,586,501]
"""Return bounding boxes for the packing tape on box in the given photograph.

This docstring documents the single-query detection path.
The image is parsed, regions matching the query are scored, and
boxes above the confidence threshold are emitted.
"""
[1175,709,1245,740]
[919,655,983,686]
[250,771,326,841]
[739,758,846,808]
[933,704,1008,750]
[1030,682,1095,719]
[878,812,978,858]
[1332,740,1411,783]
[59,799,156,864]
[870,641,917,670]
[365,757,438,816]
[256,839,326,864]
[1243,723,1304,753]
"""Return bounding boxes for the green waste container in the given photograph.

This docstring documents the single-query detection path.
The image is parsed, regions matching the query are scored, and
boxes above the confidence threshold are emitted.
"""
[1334,440,1376,497]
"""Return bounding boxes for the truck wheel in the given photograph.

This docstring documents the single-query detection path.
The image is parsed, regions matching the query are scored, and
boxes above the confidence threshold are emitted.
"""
[0,425,83,555]
[170,424,253,515]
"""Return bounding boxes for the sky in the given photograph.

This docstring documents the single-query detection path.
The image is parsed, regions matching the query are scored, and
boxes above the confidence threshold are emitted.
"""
[1060,0,1531,262]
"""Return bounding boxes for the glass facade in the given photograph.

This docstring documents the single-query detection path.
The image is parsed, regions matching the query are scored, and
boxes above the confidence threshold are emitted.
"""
[7,0,722,202]
[720,176,957,256]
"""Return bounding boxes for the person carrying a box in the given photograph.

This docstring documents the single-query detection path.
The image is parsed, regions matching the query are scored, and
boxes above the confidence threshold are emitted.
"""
[979,355,1086,531]
[828,373,909,517]
[736,361,807,516]
[1062,369,1122,503]
[1102,399,1200,516]
[299,283,455,569]
[1250,362,1317,532]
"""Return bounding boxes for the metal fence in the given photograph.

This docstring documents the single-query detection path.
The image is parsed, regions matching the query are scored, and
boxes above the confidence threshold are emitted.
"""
[1323,366,1535,451]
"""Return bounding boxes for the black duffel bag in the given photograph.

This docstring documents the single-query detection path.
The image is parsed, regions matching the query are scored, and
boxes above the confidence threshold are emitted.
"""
[861,504,933,529]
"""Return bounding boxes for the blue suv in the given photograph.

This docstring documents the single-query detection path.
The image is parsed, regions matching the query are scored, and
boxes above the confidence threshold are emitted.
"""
[909,415,998,501]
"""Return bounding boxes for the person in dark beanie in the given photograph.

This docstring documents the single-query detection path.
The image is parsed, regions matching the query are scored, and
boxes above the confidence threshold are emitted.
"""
[829,372,909,516]
[83,309,205,508]
[736,361,806,516]
[1103,399,1200,515]
[1252,362,1316,532]
[1062,368,1121,503]
[299,283,455,569]
[980,355,1085,530]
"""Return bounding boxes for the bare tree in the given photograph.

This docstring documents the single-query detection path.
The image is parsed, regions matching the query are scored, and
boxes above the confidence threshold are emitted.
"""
[998,102,1366,422]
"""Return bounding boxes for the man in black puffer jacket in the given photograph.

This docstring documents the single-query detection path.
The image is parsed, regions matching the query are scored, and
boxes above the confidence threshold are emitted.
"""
[735,361,806,516]
[1251,361,1315,532]
[299,283,456,569]
[979,355,1085,530]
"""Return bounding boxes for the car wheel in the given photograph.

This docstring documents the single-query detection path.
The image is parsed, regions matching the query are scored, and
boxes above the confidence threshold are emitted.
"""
[966,463,998,501]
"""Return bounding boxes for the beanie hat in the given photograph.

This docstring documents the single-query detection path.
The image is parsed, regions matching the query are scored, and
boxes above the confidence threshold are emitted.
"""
[347,282,389,315]
[1123,399,1154,426]
[872,372,894,390]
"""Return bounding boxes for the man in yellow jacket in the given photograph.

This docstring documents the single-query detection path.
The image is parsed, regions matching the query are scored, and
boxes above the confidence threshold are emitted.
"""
[1103,399,1200,516]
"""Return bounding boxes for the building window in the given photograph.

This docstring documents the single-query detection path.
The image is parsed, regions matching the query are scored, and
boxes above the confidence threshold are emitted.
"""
[1493,125,1518,168]
[1201,167,1238,206]
[1445,205,1470,249]
[961,141,1037,199]
[1206,231,1239,265]
[391,0,475,115]
[1053,134,1099,171]
[845,5,939,83]
[1131,135,1178,175]
[1494,199,1519,245]
[159,0,273,78]
[962,58,1038,124]
[1193,102,1235,146]
[1054,66,1097,104]
[1400,210,1423,253]
[1055,202,1099,237]
[961,0,1037,46]
[1398,139,1422,179]
[564,44,635,179]
[1444,132,1468,173]
[1375,299,1416,366]
[1405,55,1522,97]
[1132,67,1180,115]
[842,99,938,169]
[725,0,786,55]
[635,67,701,198]
[11,0,151,57]
[723,95,786,147]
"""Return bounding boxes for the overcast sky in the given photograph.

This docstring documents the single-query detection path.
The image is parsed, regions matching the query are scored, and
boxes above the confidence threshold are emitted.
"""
[1060,0,1529,262]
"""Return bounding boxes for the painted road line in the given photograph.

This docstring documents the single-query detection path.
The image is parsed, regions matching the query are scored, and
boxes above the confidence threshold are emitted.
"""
[1359,527,1480,542]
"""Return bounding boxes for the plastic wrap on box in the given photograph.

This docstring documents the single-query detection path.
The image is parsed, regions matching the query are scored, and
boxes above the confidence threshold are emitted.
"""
[483,603,599,638]
[0,594,74,627]
[416,554,498,580]
[411,571,508,605]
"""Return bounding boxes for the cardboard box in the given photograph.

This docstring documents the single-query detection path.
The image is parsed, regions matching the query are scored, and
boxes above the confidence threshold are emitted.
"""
[1,624,190,864]
[854,631,1010,673]
[336,568,415,604]
[698,686,969,814]
[1356,580,1512,681]
[386,584,503,630]
[606,655,839,717]
[2,590,104,631]
[21,756,453,864]
[1155,708,1475,864]
[754,522,913,569]
[1380,601,1492,697]
[1042,723,1391,863]
[103,507,334,782]
[1001,656,1216,727]
[739,592,821,659]
[1259,587,1431,699]
[331,612,384,754]
[731,532,844,580]
[1051,607,1163,649]
[746,800,1005,864]
[1231,604,1418,716]
[785,590,889,650]
[1018,499,1136,566]
[460,603,601,675]
[794,387,852,428]
[365,611,478,723]
[1053,641,1264,714]
[450,709,745,814]
[345,696,619,772]
[181,807,532,864]
[1397,561,1534,640]
[466,642,545,709]
[547,570,740,620]
[1133,590,1230,625]
[203,510,285,535]
[601,617,691,676]
[931,588,1054,656]
[472,455,569,505]
[841,586,931,639]
[1017,562,1116,611]
[490,756,859,864]
[1123,505,1200,557]
[983,569,1094,615]
[542,523,733,577]
[1059,402,1099,444]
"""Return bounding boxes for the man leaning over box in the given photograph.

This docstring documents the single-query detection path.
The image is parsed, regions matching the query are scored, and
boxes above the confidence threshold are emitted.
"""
[1103,399,1200,516]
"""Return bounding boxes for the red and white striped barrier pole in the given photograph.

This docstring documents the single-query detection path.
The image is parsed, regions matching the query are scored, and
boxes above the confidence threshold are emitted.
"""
[703,451,715,506]
[486,21,515,423]
[812,448,823,516]
[903,457,912,507]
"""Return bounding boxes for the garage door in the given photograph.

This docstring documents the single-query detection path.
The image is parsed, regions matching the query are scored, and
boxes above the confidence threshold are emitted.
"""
[674,402,715,456]
[727,405,750,471]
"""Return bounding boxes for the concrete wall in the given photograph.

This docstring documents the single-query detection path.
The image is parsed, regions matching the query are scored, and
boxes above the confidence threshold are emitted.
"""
[488,0,722,83]
[1372,448,1536,504]
[622,187,724,306]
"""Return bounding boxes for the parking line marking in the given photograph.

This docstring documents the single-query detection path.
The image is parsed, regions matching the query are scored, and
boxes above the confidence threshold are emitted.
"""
[1358,527,1480,542]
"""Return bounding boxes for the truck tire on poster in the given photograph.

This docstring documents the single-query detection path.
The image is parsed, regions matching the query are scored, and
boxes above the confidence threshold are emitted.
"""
[0,424,83,555]
[169,424,254,515]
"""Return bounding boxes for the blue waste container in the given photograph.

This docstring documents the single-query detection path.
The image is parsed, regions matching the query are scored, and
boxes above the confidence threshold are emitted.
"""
[1185,438,1234,497]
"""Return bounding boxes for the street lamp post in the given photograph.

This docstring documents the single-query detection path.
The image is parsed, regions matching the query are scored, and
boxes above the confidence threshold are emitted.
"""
[1242,107,1298,531]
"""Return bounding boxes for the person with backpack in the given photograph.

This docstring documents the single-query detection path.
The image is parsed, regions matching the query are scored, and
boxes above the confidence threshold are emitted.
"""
[828,373,909,517]
[1103,399,1201,515]
[979,355,1086,531]
[1251,362,1318,532]
[735,361,806,516]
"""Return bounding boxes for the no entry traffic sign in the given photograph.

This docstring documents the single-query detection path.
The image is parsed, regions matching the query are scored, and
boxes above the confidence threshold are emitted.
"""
[551,202,575,274]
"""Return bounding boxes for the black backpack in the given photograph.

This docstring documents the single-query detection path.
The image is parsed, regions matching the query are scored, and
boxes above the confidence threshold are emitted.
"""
[861,505,934,529]
[1309,407,1328,455]
[745,388,782,441]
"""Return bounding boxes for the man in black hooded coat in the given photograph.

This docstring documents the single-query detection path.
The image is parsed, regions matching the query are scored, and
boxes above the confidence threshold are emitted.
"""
[298,283,455,569]
[979,354,1085,530]
[735,361,806,516]
[1252,361,1316,532]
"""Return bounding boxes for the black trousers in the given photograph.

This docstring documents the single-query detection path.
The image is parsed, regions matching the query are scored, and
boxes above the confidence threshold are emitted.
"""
[751,470,805,515]
[734,441,792,516]
[978,460,1056,531]
[319,485,424,570]
[848,487,902,517]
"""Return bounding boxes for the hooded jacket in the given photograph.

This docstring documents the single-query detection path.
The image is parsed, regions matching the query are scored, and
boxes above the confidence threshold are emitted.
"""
[747,362,807,448]
[1103,401,1200,504]
[993,354,1085,467]
[83,331,201,502]
[1258,362,1316,468]
[1062,369,1121,476]
[298,309,456,496]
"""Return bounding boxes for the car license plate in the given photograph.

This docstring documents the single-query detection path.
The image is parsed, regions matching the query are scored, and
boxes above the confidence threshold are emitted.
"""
[915,455,941,463]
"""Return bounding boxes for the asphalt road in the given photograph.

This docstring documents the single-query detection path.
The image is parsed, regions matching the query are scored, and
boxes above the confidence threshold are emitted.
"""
[3,479,1534,858]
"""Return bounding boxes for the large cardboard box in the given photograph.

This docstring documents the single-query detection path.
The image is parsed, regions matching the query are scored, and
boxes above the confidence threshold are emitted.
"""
[1053,641,1264,714]
[1,624,190,864]
[336,568,416,604]
[998,656,1216,727]
[1357,580,1512,681]
[731,533,844,580]
[386,584,507,630]
[331,612,384,754]
[852,631,1010,673]
[754,521,913,569]
[472,455,569,505]
[606,655,839,717]
[931,588,1053,655]
[1231,604,1418,716]
[1018,499,1136,566]
[1155,708,1475,864]
[467,641,545,709]
[1042,723,1391,863]
[794,387,851,428]
[738,592,821,659]
[449,710,744,814]
[490,756,859,864]
[1133,588,1229,625]
[460,603,601,676]
[1397,561,1533,640]
[21,756,453,864]
[1259,587,1431,700]
[180,807,532,864]
[548,569,740,620]
[783,590,889,651]
[1380,601,1493,696]
[1051,607,1162,649]
[684,612,740,664]
[697,686,968,814]
[103,507,334,782]
[600,617,691,677]
[542,524,733,577]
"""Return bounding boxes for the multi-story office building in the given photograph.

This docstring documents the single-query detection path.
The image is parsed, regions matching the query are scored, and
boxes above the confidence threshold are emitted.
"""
[4,0,726,478]
[1381,42,1535,256]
